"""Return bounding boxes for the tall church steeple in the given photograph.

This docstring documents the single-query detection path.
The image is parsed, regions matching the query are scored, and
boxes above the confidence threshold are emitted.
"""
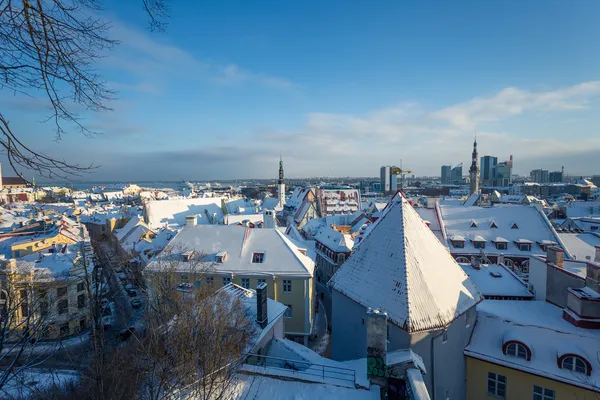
[278,155,286,207]
[469,134,480,195]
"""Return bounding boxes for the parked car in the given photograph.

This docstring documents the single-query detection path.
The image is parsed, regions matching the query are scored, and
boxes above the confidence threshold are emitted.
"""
[118,327,136,341]
[127,289,137,298]
[130,299,142,308]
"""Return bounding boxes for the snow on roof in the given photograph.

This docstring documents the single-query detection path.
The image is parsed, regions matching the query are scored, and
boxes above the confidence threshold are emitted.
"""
[286,187,312,210]
[223,372,379,400]
[225,197,257,215]
[329,195,482,333]
[115,215,144,242]
[261,197,281,211]
[146,225,314,277]
[441,204,565,257]
[224,213,264,226]
[465,300,600,393]
[314,226,354,253]
[145,197,225,228]
[462,192,480,206]
[219,284,287,347]
[414,207,445,245]
[459,264,533,298]
[558,233,600,262]
[407,368,431,400]
[563,201,600,218]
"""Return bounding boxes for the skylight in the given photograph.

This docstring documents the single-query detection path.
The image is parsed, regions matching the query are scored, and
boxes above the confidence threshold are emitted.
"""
[252,252,265,263]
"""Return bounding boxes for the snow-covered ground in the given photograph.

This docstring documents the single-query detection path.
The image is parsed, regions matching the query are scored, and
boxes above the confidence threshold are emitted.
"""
[0,369,79,399]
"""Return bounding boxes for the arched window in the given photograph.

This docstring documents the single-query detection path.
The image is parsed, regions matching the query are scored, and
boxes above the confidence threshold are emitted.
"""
[503,341,531,360]
[560,355,591,375]
[455,256,470,263]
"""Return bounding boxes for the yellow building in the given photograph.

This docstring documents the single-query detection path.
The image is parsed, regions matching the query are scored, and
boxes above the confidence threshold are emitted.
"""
[0,233,93,340]
[144,224,315,344]
[465,300,600,399]
[9,217,81,258]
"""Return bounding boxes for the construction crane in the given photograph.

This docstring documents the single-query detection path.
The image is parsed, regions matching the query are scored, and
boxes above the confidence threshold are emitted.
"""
[390,166,413,190]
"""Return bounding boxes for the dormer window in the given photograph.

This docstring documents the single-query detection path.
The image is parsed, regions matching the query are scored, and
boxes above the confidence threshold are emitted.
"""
[472,236,486,249]
[511,222,519,229]
[490,221,498,229]
[559,354,591,376]
[493,237,508,250]
[514,239,533,252]
[470,220,477,228]
[450,235,465,249]
[216,251,227,263]
[252,252,265,263]
[503,341,531,360]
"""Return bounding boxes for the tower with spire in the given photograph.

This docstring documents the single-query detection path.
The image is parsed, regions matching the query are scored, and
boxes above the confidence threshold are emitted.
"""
[278,155,286,207]
[469,134,480,195]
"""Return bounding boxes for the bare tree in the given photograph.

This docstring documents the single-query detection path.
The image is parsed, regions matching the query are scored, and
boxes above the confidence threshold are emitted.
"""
[0,262,61,396]
[0,0,168,180]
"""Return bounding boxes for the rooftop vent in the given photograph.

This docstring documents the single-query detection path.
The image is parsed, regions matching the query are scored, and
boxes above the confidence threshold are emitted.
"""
[490,271,502,278]
[216,251,227,263]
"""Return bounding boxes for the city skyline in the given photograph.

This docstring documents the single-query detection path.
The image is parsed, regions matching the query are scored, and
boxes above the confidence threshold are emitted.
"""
[2,0,600,181]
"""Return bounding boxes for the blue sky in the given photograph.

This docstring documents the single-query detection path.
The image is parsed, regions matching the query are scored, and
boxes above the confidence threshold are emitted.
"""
[3,0,600,181]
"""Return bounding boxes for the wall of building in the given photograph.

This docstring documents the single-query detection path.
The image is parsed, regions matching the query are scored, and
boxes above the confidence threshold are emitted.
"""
[11,232,76,258]
[466,356,597,400]
[546,265,585,307]
[331,289,368,361]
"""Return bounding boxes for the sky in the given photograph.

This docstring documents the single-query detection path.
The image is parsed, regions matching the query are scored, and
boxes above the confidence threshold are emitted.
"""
[3,0,600,182]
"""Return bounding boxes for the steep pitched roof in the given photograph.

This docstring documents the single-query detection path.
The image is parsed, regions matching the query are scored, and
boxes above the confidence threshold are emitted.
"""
[329,195,482,333]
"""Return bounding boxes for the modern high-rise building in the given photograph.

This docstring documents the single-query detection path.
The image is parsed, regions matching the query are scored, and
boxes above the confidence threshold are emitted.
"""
[530,169,549,183]
[480,155,498,186]
[496,155,513,187]
[549,169,564,183]
[451,163,463,183]
[441,165,452,184]
[380,166,391,193]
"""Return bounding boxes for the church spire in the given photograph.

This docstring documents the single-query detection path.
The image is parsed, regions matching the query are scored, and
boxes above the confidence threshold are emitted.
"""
[278,154,284,185]
[469,133,480,195]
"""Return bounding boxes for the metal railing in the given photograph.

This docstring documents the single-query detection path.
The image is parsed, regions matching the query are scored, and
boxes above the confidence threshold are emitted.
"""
[243,353,356,385]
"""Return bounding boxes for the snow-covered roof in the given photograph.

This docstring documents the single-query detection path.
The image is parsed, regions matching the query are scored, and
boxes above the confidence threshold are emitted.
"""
[563,201,600,218]
[557,232,600,262]
[224,213,264,226]
[144,197,225,228]
[146,225,314,278]
[314,226,354,253]
[329,195,482,333]
[413,206,445,245]
[465,300,600,393]
[441,204,565,257]
[115,215,144,242]
[261,197,281,211]
[459,263,533,298]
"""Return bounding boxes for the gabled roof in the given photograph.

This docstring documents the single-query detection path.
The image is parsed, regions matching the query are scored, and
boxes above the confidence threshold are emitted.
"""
[329,195,482,333]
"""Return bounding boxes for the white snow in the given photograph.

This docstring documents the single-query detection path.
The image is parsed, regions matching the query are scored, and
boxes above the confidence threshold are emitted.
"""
[466,300,600,393]
[144,197,225,228]
[558,232,600,262]
[459,263,533,298]
[329,195,482,333]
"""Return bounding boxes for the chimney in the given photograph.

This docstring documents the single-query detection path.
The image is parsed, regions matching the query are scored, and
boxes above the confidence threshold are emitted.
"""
[471,256,481,270]
[366,308,388,391]
[595,245,600,263]
[497,254,504,265]
[256,282,268,329]
[547,246,564,269]
[185,215,197,227]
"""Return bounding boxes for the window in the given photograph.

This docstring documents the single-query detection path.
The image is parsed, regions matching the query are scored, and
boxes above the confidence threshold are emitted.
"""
[487,372,506,398]
[206,277,214,286]
[257,279,266,287]
[490,221,498,228]
[591,226,598,231]
[241,278,250,289]
[473,241,486,249]
[533,385,554,400]
[222,277,231,286]
[77,294,86,309]
[284,305,292,318]
[40,301,49,316]
[442,330,448,343]
[505,342,529,360]
[77,282,85,292]
[470,221,477,228]
[252,252,265,263]
[21,302,29,318]
[283,280,292,293]
[337,253,346,264]
[19,289,27,299]
[495,242,507,250]
[58,299,68,315]
[519,243,531,251]
[511,223,519,229]
[60,323,69,336]
[180,275,188,283]
[561,355,589,375]
[452,240,465,249]
[57,287,68,297]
